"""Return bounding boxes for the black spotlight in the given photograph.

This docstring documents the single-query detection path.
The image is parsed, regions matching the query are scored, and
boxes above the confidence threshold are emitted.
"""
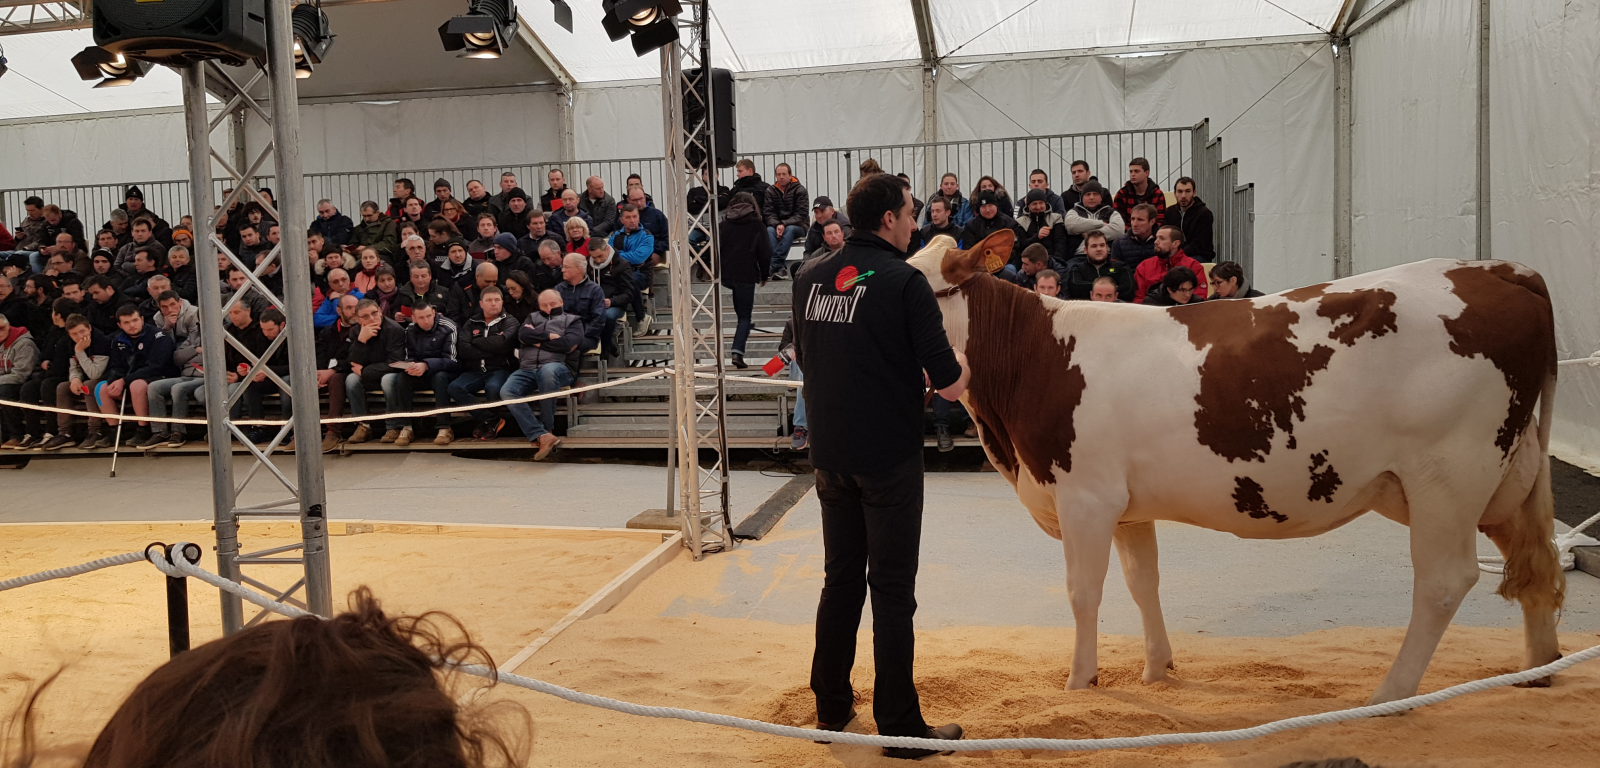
[291,2,335,79]
[70,45,152,88]
[552,0,573,33]
[0,44,8,81]
[439,0,518,60]
[601,0,680,56]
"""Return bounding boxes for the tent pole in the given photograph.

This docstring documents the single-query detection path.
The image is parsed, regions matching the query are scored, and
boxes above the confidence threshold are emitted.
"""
[1476,0,1491,261]
[1333,38,1353,279]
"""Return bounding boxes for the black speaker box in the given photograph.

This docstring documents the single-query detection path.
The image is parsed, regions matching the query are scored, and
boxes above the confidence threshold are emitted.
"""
[93,0,268,66]
[683,67,736,169]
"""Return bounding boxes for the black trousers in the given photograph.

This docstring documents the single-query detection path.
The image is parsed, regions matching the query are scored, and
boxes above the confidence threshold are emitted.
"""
[810,452,929,737]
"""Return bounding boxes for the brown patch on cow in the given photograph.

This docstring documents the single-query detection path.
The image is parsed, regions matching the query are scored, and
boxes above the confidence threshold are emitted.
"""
[1232,477,1288,523]
[1281,283,1331,302]
[1307,450,1342,503]
[1317,288,1399,347]
[1439,263,1557,457]
[1169,301,1335,463]
[962,275,1086,484]
[941,229,1017,290]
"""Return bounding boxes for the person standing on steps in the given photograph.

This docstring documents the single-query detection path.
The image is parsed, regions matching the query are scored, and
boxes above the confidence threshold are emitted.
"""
[717,191,770,370]
[791,172,971,760]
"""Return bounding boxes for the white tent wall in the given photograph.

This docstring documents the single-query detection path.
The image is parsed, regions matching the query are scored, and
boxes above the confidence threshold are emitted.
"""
[0,108,233,191]
[574,82,663,160]
[934,41,1336,293]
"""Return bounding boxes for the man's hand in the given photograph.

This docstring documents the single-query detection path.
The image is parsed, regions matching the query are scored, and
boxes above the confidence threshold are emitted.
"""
[357,322,379,343]
[40,360,50,371]
[102,379,125,399]
[225,372,239,383]
[70,378,84,396]
[350,362,363,376]
[252,369,267,383]
[1039,225,1052,238]
[935,349,971,402]
[406,362,428,377]
[548,332,560,340]
[603,298,611,308]
[74,334,91,352]
[316,369,335,386]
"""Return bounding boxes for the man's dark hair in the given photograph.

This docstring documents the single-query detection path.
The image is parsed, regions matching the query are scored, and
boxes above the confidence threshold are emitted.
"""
[504,171,519,180]
[479,285,503,300]
[408,260,431,274]
[477,212,498,225]
[1071,160,1089,172]
[64,313,91,330]
[1131,203,1158,221]
[928,197,948,212]
[115,303,142,319]
[52,297,80,317]
[1030,168,1048,180]
[360,200,380,214]
[156,290,181,304]
[395,178,415,193]
[24,195,44,208]
[846,173,910,236]
[1175,176,1196,190]
[1036,269,1060,283]
[1158,224,1185,243]
[736,158,755,172]
[1020,243,1049,264]
[259,307,287,326]
[1210,261,1245,285]
[619,203,638,215]
[627,173,642,183]
[27,273,59,295]
[355,299,379,313]
[229,266,249,277]
[776,162,793,174]
[412,302,434,315]
[376,265,397,280]
[59,273,82,288]
[1083,230,1109,246]
[1162,266,1198,293]
[1129,157,1150,172]
[526,207,545,221]
[131,218,152,231]
[822,220,844,234]
[427,219,454,236]
[83,275,115,292]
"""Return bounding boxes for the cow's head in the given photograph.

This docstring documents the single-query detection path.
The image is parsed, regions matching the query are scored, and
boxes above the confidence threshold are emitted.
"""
[908,229,1016,350]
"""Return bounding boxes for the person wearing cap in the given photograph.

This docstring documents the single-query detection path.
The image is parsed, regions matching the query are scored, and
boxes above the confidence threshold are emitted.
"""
[1015,188,1069,269]
[584,237,635,360]
[112,186,172,246]
[496,189,536,240]
[1063,180,1125,255]
[763,163,810,280]
[488,232,535,287]
[423,178,457,222]
[958,189,1024,280]
[803,196,851,256]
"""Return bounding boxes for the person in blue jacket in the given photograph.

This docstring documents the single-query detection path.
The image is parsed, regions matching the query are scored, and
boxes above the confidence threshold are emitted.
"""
[95,303,177,447]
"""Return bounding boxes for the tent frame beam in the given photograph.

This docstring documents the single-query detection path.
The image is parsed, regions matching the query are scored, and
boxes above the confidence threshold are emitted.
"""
[910,0,938,143]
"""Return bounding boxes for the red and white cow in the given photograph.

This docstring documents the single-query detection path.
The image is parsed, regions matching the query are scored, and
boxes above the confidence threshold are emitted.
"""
[909,230,1566,705]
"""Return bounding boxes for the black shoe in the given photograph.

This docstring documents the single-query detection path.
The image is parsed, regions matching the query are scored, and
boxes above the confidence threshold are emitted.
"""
[134,428,165,449]
[883,723,963,760]
[166,431,187,448]
[39,433,76,452]
[814,709,856,744]
[128,426,152,446]
[935,424,954,452]
[731,353,747,370]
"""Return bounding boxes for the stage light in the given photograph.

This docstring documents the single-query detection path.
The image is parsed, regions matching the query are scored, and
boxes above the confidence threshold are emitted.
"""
[0,44,8,81]
[291,2,336,79]
[440,0,518,60]
[600,0,681,56]
[71,46,152,88]
[552,0,573,33]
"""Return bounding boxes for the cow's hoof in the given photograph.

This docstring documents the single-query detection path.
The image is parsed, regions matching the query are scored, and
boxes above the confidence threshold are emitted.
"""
[1142,661,1175,684]
[1066,674,1098,690]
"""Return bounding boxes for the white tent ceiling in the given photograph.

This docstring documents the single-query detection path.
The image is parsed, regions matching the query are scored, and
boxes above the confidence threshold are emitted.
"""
[0,28,189,119]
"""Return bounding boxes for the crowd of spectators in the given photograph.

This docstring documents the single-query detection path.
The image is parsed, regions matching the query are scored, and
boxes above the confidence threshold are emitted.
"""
[0,156,1234,455]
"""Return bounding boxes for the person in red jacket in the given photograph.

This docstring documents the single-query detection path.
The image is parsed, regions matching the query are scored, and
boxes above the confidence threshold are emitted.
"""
[1133,226,1208,304]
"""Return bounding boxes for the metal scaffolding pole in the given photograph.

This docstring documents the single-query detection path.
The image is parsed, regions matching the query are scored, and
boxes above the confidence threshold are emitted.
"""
[1476,0,1492,261]
[663,0,734,560]
[179,0,333,632]
[1333,37,1353,279]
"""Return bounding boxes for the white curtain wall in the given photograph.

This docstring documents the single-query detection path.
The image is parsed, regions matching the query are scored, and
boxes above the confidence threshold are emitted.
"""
[0,109,232,190]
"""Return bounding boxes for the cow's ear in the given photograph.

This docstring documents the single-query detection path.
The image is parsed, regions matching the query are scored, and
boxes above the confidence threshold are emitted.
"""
[977,229,1016,274]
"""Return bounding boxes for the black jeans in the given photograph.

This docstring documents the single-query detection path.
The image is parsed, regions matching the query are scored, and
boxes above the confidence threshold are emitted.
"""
[729,282,755,356]
[811,452,929,737]
[0,382,21,440]
[20,374,65,436]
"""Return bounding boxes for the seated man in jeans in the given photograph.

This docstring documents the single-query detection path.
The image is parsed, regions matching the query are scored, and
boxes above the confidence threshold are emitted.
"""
[500,289,584,460]
[142,290,204,448]
[343,298,408,445]
[397,302,459,446]
[448,285,518,441]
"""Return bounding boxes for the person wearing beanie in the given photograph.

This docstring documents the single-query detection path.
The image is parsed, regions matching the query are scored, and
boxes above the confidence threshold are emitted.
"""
[489,232,535,285]
[958,189,1023,279]
[1062,180,1125,255]
[496,188,536,240]
[423,177,456,222]
[1015,187,1069,269]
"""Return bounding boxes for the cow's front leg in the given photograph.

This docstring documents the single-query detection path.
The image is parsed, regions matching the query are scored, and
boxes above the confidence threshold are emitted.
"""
[1060,511,1117,690]
[1113,521,1174,683]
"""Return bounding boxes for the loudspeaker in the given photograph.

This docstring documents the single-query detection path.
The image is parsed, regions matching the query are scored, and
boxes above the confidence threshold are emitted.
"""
[93,0,268,66]
[683,67,735,169]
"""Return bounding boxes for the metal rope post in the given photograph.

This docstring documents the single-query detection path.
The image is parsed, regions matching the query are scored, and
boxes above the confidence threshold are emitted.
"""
[662,0,733,559]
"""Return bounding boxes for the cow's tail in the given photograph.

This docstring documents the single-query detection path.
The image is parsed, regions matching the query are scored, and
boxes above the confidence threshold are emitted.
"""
[1496,359,1564,614]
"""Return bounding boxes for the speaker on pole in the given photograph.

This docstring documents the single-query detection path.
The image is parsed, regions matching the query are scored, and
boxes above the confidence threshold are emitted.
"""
[683,67,735,169]
[92,0,269,66]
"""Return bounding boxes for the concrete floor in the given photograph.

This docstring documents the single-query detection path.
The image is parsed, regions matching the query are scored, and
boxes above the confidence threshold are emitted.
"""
[5,454,1597,636]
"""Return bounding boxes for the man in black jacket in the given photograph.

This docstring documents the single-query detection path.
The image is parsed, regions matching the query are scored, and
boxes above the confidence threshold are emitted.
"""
[397,303,459,446]
[959,190,1023,281]
[398,260,467,326]
[1014,189,1068,269]
[585,237,635,360]
[313,293,359,451]
[917,198,961,249]
[83,276,130,337]
[764,163,810,279]
[94,303,177,447]
[1063,230,1136,302]
[448,286,518,441]
[730,159,770,221]
[1168,177,1216,262]
[792,173,970,758]
[343,299,408,445]
[311,199,354,246]
[538,169,567,213]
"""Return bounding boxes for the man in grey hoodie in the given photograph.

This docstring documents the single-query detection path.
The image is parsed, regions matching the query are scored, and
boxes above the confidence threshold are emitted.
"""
[0,311,39,447]
[142,291,204,448]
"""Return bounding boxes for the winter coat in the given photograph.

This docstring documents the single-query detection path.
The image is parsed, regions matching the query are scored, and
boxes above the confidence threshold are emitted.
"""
[1168,198,1216,262]
[489,253,537,287]
[37,324,72,380]
[539,186,569,213]
[516,231,563,262]
[1063,256,1137,302]
[1109,232,1157,271]
[637,205,670,256]
[0,294,26,332]
[0,326,37,385]
[1113,181,1167,228]
[920,192,972,228]
[1132,250,1210,305]
[113,238,168,276]
[346,316,408,374]
[167,263,199,304]
[764,178,810,230]
[108,323,177,385]
[310,210,355,245]
[1060,177,1100,212]
[1015,210,1069,268]
[1062,202,1126,254]
[312,288,363,329]
[85,292,130,338]
[463,193,496,221]
[959,212,1024,261]
[717,200,770,286]
[804,212,852,255]
[919,221,962,248]
[397,282,466,326]
[349,216,400,262]
[548,207,592,237]
[556,278,607,352]
[585,253,635,311]
[729,173,771,220]
[12,214,48,251]
[43,210,88,252]
[515,308,585,373]
[609,227,655,267]
[457,312,518,374]
[403,317,460,375]
[155,300,203,376]
[526,262,563,294]
[316,319,354,372]
[433,257,477,293]
[578,191,619,237]
[1144,285,1200,307]
[687,183,729,218]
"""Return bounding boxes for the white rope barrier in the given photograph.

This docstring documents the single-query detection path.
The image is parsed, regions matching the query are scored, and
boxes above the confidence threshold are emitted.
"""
[1479,509,1600,574]
[1558,351,1600,368]
[8,545,1599,753]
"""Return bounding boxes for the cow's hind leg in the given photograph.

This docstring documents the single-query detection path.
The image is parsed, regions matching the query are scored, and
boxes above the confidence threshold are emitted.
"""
[1058,499,1120,690]
[1113,521,1174,683]
[1368,484,1482,705]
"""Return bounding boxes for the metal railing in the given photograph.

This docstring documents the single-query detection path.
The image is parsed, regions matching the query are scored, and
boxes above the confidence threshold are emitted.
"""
[2,122,1253,270]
